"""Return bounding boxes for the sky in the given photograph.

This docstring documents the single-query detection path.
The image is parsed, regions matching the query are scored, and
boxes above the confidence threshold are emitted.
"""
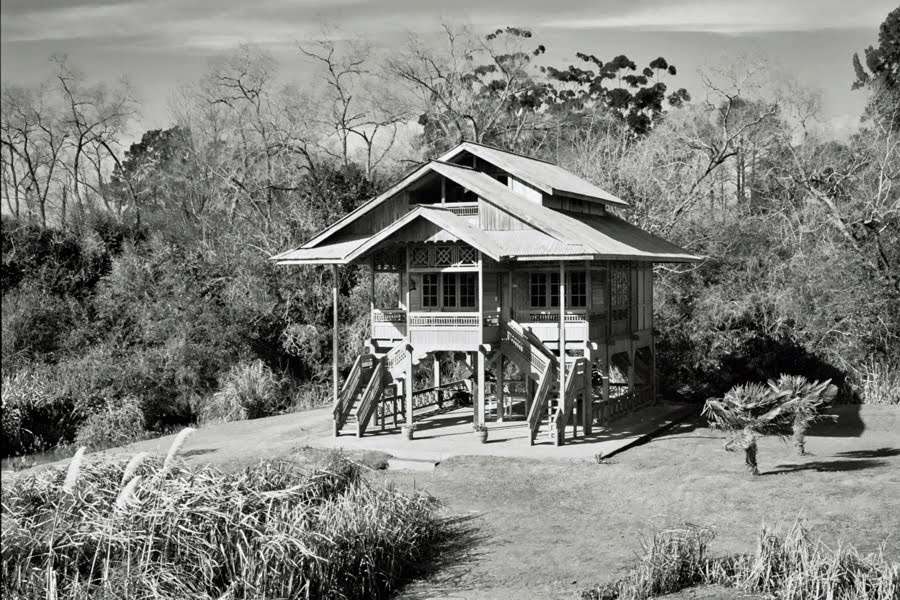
[1,0,894,139]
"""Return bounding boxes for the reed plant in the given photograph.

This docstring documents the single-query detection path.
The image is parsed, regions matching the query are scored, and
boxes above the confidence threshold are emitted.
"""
[1,432,445,599]
[581,522,898,600]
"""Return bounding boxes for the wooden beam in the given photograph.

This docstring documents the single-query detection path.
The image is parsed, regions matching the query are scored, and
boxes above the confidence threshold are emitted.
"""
[583,345,593,436]
[433,351,442,406]
[557,260,566,446]
[476,348,486,426]
[331,264,339,414]
[497,353,505,422]
[405,347,414,429]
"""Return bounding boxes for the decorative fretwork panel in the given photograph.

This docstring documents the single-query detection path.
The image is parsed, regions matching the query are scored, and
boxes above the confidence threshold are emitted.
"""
[611,263,631,324]
[434,246,454,266]
[458,246,477,265]
[407,243,479,268]
[411,246,429,267]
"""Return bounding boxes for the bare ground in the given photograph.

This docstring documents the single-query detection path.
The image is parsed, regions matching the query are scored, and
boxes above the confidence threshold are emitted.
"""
[5,405,898,600]
[375,405,900,599]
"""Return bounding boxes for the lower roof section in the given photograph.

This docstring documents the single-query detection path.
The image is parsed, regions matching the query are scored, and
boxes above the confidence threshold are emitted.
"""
[272,206,701,265]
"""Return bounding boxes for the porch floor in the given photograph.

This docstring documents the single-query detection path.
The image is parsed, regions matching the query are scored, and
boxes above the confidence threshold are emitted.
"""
[318,402,694,464]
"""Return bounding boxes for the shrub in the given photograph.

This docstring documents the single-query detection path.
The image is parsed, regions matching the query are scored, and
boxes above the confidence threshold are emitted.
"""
[581,522,898,600]
[586,525,714,600]
[1,446,446,600]
[857,359,900,405]
[200,359,284,423]
[1,368,73,456]
[74,396,146,450]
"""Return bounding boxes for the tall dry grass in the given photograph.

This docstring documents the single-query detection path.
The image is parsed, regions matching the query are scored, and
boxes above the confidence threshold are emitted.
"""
[1,433,445,599]
[582,523,898,600]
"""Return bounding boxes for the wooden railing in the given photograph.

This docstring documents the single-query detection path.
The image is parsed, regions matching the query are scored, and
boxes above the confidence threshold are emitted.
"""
[355,360,387,437]
[501,319,557,378]
[524,311,587,323]
[551,357,587,445]
[372,308,407,340]
[377,379,470,424]
[333,354,366,434]
[408,312,479,327]
[372,308,406,323]
[442,203,479,217]
[527,361,555,445]
[384,339,410,377]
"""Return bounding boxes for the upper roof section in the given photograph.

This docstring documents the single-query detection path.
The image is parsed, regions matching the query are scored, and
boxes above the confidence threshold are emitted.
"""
[297,141,629,251]
[439,142,628,207]
[271,141,701,265]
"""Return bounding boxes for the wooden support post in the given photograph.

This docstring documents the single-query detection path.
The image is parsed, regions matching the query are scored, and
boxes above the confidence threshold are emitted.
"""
[465,351,474,399]
[583,345,593,436]
[433,352,442,407]
[602,345,610,425]
[628,339,636,413]
[557,260,566,446]
[331,264,339,417]
[476,348,487,426]
[405,348,414,429]
[496,354,505,422]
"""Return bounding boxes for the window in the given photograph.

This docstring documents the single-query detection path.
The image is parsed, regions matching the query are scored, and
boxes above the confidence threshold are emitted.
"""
[570,271,587,307]
[529,270,587,308]
[550,272,560,307]
[529,273,547,307]
[442,273,457,307]
[418,271,479,311]
[422,274,439,307]
[459,273,477,307]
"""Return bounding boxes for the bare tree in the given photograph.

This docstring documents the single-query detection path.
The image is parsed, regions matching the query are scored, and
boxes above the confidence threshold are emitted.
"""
[298,38,406,180]
[0,84,69,227]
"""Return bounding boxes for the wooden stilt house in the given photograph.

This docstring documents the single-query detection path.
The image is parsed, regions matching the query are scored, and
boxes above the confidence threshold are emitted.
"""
[272,142,700,446]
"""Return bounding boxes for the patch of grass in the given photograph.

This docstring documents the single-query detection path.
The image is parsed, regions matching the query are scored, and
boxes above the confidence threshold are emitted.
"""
[1,435,447,599]
[581,523,899,600]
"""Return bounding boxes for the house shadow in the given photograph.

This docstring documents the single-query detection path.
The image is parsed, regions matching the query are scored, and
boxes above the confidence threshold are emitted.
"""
[807,404,866,438]
[765,458,887,475]
[835,447,900,459]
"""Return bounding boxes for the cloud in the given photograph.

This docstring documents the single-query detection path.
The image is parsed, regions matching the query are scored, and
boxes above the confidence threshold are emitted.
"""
[544,0,893,33]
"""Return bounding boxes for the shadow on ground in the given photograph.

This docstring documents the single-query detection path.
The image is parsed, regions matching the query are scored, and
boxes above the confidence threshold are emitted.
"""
[835,447,899,459]
[399,514,487,599]
[766,458,887,475]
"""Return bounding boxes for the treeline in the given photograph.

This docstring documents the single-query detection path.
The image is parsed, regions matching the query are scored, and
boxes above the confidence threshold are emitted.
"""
[2,15,898,457]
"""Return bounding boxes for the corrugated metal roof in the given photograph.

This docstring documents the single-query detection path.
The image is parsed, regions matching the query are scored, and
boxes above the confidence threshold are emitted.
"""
[270,236,368,264]
[439,141,629,207]
[272,141,700,265]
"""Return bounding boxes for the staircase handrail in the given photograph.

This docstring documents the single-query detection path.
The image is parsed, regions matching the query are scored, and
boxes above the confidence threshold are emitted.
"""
[355,359,386,436]
[334,353,365,431]
[527,361,555,444]
[552,357,587,441]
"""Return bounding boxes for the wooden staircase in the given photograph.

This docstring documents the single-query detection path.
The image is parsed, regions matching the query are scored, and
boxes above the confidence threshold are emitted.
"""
[334,339,411,437]
[499,319,590,446]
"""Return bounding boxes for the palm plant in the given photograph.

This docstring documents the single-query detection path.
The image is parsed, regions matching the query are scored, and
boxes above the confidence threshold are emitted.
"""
[703,382,791,475]
[703,376,837,475]
[768,375,837,455]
